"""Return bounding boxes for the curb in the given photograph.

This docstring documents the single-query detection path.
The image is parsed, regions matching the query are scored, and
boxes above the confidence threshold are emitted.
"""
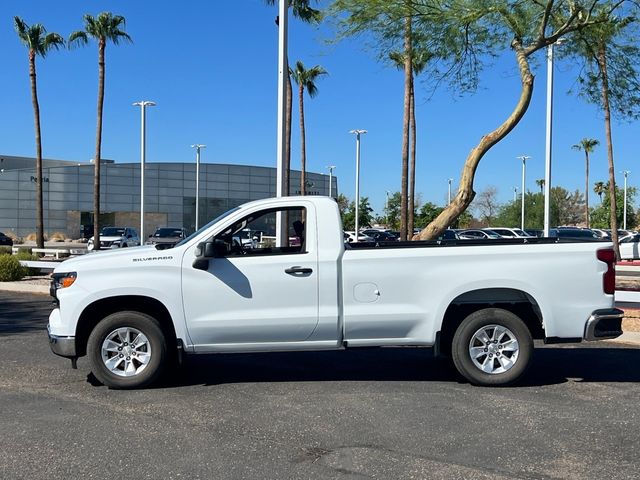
[0,283,49,295]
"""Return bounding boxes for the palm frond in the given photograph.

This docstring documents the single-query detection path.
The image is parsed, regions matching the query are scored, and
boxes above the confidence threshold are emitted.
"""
[68,30,88,48]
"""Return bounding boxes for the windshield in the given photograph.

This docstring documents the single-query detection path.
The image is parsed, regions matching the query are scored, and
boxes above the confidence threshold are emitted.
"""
[154,228,183,237]
[101,227,125,236]
[174,207,241,248]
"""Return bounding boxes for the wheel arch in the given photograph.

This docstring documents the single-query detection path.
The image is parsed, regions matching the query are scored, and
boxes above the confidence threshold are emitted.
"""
[437,288,544,357]
[75,295,177,357]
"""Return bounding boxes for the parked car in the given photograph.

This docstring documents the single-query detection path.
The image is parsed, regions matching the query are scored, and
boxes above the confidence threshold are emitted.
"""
[549,228,600,240]
[0,232,13,246]
[362,230,398,242]
[87,227,140,251]
[458,229,502,240]
[146,227,188,248]
[485,227,534,238]
[438,229,459,240]
[48,196,622,389]
[525,229,544,238]
[619,233,640,260]
[344,231,374,243]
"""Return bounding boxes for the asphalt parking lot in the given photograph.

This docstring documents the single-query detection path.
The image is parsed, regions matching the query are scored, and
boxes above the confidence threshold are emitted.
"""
[1,291,639,479]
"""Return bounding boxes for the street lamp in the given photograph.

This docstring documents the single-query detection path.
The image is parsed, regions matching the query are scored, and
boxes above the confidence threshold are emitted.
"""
[132,100,156,242]
[274,0,288,248]
[349,129,367,240]
[622,170,631,230]
[543,39,564,237]
[447,178,453,205]
[191,144,206,230]
[327,165,336,198]
[517,155,531,231]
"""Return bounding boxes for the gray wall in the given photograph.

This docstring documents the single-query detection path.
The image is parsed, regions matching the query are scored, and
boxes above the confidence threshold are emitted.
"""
[0,161,338,239]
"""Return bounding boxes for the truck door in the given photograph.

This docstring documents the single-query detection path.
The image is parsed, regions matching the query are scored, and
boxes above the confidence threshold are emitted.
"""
[181,205,319,346]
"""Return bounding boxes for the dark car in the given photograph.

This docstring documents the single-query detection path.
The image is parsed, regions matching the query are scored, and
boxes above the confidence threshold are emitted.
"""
[0,232,13,246]
[549,228,600,240]
[363,230,398,242]
[146,227,188,248]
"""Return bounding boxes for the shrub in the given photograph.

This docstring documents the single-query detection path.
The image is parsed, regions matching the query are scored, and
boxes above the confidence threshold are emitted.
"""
[14,251,39,276]
[49,231,66,242]
[0,246,12,255]
[25,232,48,242]
[0,255,25,282]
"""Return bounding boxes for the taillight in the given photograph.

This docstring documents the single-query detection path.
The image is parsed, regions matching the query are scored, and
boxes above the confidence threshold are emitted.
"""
[597,248,615,294]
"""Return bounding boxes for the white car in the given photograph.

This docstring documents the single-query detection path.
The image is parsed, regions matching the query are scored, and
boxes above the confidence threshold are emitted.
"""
[485,227,535,238]
[458,229,501,239]
[87,227,140,251]
[344,231,374,242]
[619,233,640,260]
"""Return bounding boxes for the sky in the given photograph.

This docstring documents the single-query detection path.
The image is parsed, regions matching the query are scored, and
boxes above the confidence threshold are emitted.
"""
[1,0,638,215]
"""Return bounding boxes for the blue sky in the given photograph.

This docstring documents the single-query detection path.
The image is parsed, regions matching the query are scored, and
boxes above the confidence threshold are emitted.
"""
[1,0,637,214]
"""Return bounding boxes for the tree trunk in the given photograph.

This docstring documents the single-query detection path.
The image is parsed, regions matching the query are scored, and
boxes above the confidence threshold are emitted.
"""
[400,15,412,241]
[584,151,590,228]
[599,45,620,260]
[29,51,45,250]
[285,65,292,196]
[299,83,306,196]
[93,39,106,250]
[408,73,416,237]
[416,44,534,240]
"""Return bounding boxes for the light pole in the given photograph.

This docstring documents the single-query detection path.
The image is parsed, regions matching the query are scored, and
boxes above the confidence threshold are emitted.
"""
[327,165,336,198]
[132,100,156,242]
[622,170,630,230]
[447,178,453,205]
[517,155,531,231]
[544,40,563,237]
[385,190,391,226]
[350,129,367,240]
[275,0,288,247]
[191,144,206,230]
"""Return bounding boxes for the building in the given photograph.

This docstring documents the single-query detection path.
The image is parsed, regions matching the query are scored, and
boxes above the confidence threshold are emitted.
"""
[0,155,338,239]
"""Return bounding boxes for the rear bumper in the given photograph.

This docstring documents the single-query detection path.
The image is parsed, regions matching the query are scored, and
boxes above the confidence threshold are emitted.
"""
[584,308,624,341]
[47,324,76,358]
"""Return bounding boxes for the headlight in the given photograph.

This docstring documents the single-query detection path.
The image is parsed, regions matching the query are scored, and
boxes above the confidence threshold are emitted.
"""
[50,272,77,300]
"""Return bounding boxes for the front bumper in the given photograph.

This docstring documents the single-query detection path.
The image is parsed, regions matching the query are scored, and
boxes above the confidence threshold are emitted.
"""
[584,308,624,341]
[47,324,76,358]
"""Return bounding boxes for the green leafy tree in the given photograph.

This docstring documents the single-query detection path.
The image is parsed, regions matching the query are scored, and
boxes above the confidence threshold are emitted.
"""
[290,61,327,195]
[572,138,600,228]
[330,0,630,241]
[495,187,584,229]
[342,197,374,230]
[567,3,640,258]
[264,1,322,196]
[383,191,402,230]
[590,182,637,229]
[69,12,131,250]
[14,17,64,249]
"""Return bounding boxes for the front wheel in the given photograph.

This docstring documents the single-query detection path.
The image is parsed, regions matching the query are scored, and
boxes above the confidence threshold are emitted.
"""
[451,308,533,386]
[87,311,167,389]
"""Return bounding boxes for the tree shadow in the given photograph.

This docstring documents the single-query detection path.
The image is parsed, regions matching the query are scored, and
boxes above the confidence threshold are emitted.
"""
[135,344,640,390]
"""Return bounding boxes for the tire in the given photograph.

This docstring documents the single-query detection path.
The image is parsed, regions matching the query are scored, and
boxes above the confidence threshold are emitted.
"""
[121,243,128,248]
[451,308,533,386]
[87,311,167,389]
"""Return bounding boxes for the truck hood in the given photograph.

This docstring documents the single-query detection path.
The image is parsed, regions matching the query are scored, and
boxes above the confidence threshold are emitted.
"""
[53,245,162,273]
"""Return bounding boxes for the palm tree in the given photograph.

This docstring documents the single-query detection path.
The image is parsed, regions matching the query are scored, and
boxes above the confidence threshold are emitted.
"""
[594,181,605,202]
[290,61,327,195]
[265,1,321,195]
[69,12,131,250]
[14,17,64,250]
[535,179,545,193]
[572,138,599,228]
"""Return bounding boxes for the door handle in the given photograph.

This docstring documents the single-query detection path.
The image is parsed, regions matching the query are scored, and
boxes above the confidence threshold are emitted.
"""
[285,266,313,275]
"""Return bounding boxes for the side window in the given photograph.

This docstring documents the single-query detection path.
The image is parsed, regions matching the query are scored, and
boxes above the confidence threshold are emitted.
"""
[215,207,307,257]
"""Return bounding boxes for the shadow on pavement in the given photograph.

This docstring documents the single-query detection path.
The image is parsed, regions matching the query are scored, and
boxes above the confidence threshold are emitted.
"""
[136,344,640,390]
[0,292,51,336]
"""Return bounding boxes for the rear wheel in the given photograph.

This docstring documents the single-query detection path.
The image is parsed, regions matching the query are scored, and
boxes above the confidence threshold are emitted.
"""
[452,308,533,386]
[87,311,167,389]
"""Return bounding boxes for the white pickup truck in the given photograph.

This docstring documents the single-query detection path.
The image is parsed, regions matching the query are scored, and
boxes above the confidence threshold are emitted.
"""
[48,196,623,389]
